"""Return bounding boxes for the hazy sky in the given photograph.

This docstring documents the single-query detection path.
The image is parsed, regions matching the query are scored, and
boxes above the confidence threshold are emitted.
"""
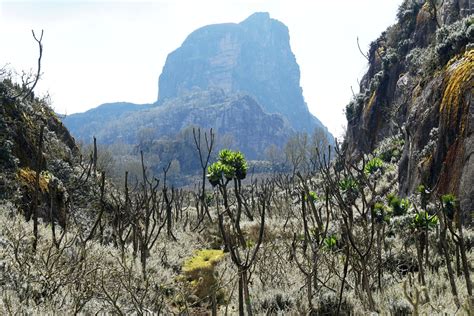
[0,0,401,139]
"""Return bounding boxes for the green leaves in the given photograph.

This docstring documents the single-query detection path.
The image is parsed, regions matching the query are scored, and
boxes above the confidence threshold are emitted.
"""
[207,149,248,187]
[305,191,318,202]
[339,178,358,193]
[412,210,438,230]
[387,193,410,216]
[218,149,247,180]
[323,235,338,250]
[441,194,457,220]
[364,157,384,175]
[372,202,391,224]
[207,161,225,187]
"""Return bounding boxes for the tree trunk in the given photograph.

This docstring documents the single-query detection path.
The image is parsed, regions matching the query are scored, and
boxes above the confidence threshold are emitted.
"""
[416,233,426,286]
[361,259,375,311]
[238,267,245,316]
[440,215,460,307]
[32,126,44,252]
[243,269,252,316]
[456,222,472,296]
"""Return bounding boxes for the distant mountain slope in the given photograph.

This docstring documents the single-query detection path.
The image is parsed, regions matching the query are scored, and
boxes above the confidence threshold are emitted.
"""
[63,102,152,141]
[344,1,473,216]
[65,89,292,159]
[158,12,327,135]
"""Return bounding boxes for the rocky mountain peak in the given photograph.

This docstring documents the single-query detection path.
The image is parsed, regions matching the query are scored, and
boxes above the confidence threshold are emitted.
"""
[157,12,330,136]
[241,11,270,22]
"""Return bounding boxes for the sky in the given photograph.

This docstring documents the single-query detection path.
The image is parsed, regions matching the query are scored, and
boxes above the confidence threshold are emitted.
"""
[0,0,401,139]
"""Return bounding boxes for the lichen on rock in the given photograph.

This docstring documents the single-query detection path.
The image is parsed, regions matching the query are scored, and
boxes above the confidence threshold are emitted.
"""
[439,49,474,134]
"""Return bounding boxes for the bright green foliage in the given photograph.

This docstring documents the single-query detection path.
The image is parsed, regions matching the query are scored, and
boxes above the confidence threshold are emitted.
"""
[339,178,358,193]
[441,194,457,220]
[364,157,384,175]
[306,191,318,202]
[323,235,337,250]
[387,193,410,216]
[411,211,438,230]
[207,149,248,186]
[207,161,226,186]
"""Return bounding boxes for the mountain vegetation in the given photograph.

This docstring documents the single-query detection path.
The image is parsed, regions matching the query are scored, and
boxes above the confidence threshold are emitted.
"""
[0,0,473,314]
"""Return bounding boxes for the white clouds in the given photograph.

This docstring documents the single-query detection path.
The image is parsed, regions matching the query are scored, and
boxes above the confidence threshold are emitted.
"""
[0,0,400,137]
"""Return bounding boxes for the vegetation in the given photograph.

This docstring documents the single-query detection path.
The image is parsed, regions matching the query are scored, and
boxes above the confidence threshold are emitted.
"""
[1,1,473,314]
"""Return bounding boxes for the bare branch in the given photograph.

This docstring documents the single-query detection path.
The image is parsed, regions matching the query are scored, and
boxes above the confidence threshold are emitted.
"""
[22,29,44,101]
[357,36,369,62]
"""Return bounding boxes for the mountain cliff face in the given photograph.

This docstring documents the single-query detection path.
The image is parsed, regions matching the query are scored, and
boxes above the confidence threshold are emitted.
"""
[157,12,327,134]
[63,12,334,173]
[344,0,473,216]
[69,90,292,160]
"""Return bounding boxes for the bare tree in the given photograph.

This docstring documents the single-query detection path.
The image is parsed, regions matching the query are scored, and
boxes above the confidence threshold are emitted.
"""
[193,127,215,223]
[14,30,44,101]
[162,161,177,241]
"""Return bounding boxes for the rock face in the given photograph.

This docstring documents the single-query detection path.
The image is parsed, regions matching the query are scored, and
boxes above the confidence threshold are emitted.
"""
[158,12,327,134]
[344,0,473,218]
[66,90,292,160]
[0,78,102,227]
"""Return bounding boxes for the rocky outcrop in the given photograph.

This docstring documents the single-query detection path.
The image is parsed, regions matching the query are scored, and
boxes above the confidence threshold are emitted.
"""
[344,0,473,217]
[158,12,329,136]
[0,79,87,225]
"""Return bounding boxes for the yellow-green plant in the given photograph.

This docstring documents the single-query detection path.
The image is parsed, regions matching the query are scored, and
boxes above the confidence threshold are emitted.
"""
[182,249,225,302]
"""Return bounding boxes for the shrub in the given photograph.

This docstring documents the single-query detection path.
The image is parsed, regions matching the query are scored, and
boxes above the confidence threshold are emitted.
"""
[260,292,293,313]
[372,202,391,224]
[339,178,359,203]
[387,193,410,216]
[389,297,413,315]
[305,191,318,202]
[441,193,457,220]
[323,235,338,251]
[345,92,368,122]
[435,17,474,65]
[218,149,247,180]
[182,249,225,302]
[339,178,358,193]
[364,157,384,175]
[313,292,352,315]
[411,210,438,230]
